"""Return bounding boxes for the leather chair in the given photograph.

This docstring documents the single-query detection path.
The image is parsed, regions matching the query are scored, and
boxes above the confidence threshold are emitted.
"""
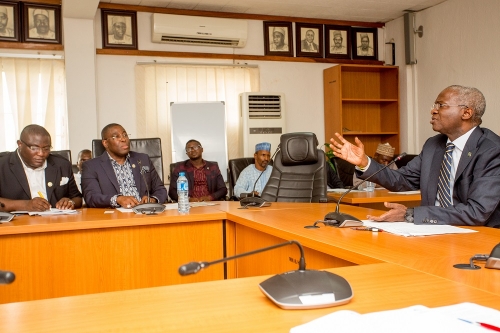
[227,157,274,199]
[92,138,164,182]
[51,150,72,163]
[260,132,328,203]
[395,154,418,168]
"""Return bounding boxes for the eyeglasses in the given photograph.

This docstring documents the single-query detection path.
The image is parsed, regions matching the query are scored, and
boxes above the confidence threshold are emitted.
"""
[185,145,202,153]
[431,103,468,111]
[20,139,52,153]
[106,133,130,141]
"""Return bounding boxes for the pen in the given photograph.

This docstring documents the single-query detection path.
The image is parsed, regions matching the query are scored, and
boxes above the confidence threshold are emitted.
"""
[351,227,383,232]
[37,191,45,199]
[458,318,500,332]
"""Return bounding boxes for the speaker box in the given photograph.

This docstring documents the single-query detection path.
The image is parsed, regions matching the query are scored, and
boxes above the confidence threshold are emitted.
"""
[404,12,416,65]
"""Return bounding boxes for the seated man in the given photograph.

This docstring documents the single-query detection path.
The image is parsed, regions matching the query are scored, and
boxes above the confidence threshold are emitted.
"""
[234,142,273,198]
[353,143,397,189]
[81,123,167,208]
[326,158,344,189]
[169,139,227,202]
[74,149,92,192]
[0,124,82,212]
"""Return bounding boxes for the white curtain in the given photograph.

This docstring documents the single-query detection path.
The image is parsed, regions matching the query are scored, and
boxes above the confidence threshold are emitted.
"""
[0,58,68,151]
[135,64,260,179]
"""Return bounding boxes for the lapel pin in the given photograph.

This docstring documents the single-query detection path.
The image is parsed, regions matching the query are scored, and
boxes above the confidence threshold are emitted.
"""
[468,152,472,157]
[132,164,136,168]
[47,182,53,187]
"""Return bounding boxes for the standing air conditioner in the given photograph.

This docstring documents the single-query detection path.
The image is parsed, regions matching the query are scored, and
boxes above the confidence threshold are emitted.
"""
[240,93,286,157]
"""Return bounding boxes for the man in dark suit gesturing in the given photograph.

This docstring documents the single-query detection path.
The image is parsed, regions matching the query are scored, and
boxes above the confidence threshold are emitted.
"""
[0,124,82,212]
[330,85,500,227]
[82,123,167,208]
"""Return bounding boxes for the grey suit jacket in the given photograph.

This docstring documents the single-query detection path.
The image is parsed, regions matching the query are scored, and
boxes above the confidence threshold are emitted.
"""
[0,151,82,207]
[81,151,167,208]
[356,127,500,227]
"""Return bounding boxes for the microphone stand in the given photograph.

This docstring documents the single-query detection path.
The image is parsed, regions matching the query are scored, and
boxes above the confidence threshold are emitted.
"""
[132,161,166,215]
[178,240,353,309]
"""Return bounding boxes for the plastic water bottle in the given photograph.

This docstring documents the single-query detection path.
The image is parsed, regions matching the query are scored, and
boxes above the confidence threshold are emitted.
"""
[177,172,190,214]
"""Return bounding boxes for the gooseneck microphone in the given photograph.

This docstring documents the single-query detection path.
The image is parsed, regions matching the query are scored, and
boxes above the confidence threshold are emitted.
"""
[0,270,15,284]
[178,240,353,309]
[132,160,166,215]
[323,153,407,226]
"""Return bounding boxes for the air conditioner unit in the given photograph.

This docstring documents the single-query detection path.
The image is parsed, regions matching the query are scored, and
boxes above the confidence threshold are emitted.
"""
[151,13,247,48]
[240,93,286,157]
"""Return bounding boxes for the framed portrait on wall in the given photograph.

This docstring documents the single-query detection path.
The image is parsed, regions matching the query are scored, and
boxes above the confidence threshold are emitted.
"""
[22,3,61,44]
[0,1,20,42]
[101,9,138,50]
[295,22,323,58]
[325,25,351,59]
[263,21,293,57]
[352,27,378,60]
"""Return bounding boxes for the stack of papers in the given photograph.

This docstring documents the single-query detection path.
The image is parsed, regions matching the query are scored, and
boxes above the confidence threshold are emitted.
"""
[291,302,500,333]
[362,220,477,237]
[388,190,421,194]
[12,208,78,216]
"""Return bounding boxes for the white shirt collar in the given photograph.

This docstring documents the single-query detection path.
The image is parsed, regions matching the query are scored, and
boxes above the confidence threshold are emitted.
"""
[448,126,477,152]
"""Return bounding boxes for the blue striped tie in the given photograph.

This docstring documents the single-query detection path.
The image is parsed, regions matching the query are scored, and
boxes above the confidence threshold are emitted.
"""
[437,143,455,208]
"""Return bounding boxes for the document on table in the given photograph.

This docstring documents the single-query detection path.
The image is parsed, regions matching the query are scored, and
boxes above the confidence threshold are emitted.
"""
[290,302,500,333]
[361,220,477,237]
[116,202,218,213]
[11,208,78,216]
[327,188,364,193]
[388,190,421,194]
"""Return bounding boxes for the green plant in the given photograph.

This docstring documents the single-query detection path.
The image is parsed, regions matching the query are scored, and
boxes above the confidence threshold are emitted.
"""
[320,143,336,173]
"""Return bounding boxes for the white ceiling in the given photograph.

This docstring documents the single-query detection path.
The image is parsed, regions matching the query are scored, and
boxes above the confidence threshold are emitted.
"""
[100,0,446,22]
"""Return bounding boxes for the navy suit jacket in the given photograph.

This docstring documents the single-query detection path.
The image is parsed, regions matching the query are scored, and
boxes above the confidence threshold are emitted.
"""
[0,151,82,207]
[81,151,167,208]
[357,127,500,227]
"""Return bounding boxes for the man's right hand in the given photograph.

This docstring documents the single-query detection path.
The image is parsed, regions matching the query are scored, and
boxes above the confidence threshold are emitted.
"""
[28,197,51,211]
[116,196,140,208]
[329,133,369,168]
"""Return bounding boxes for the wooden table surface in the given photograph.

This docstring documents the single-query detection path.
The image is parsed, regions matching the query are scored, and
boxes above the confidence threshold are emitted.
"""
[1,263,499,333]
[327,188,421,207]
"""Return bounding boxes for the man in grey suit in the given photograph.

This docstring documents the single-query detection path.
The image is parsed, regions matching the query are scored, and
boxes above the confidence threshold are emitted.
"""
[81,123,167,208]
[330,85,500,227]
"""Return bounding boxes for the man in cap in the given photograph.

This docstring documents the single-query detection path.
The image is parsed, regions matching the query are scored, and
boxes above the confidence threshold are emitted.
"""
[108,16,132,44]
[357,33,374,56]
[330,30,347,54]
[270,26,288,51]
[234,142,273,198]
[353,143,397,189]
[29,9,55,39]
[0,6,14,37]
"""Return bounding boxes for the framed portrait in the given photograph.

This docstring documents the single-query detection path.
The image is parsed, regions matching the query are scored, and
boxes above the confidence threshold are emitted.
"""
[352,27,378,60]
[325,25,351,59]
[263,21,293,57]
[0,1,20,42]
[22,3,61,44]
[101,9,138,50]
[295,22,323,58]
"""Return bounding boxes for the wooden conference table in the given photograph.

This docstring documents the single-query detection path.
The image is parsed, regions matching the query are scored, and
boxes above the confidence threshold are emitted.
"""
[327,188,421,209]
[1,202,499,305]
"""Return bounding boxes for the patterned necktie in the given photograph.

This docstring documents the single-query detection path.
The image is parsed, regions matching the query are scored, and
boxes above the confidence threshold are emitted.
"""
[437,142,455,208]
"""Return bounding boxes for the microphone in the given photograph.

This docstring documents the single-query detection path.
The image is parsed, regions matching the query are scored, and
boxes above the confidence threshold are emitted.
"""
[132,160,166,215]
[454,243,500,270]
[311,153,406,228]
[178,240,353,309]
[0,270,15,284]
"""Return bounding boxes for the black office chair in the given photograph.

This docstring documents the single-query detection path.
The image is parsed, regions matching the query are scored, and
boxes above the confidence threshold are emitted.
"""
[51,150,72,163]
[395,154,418,168]
[260,132,328,203]
[92,138,164,183]
[227,157,274,199]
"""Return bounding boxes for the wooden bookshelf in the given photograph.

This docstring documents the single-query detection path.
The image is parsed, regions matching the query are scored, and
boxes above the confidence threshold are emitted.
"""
[323,64,400,156]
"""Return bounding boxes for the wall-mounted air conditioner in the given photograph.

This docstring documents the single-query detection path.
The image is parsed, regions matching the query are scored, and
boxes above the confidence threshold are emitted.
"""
[240,93,286,156]
[151,13,247,48]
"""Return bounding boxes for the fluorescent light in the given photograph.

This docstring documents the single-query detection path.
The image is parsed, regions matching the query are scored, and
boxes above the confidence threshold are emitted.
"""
[0,53,64,59]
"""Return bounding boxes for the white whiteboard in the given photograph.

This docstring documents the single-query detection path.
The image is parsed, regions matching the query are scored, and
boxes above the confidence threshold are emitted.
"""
[170,102,228,182]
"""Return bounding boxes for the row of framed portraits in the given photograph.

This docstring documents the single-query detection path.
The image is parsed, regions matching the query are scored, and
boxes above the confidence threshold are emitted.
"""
[264,21,378,61]
[0,1,61,44]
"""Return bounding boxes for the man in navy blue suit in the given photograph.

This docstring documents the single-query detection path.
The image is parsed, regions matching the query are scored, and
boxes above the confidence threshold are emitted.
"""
[82,123,167,208]
[330,85,500,227]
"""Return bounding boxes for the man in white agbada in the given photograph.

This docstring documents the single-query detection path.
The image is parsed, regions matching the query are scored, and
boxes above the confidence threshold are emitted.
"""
[234,142,273,198]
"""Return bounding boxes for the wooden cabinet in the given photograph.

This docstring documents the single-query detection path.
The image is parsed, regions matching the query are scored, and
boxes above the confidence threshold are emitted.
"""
[323,64,400,156]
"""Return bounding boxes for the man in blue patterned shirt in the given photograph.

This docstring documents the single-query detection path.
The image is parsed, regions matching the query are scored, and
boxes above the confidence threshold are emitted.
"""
[81,123,167,208]
[234,142,273,198]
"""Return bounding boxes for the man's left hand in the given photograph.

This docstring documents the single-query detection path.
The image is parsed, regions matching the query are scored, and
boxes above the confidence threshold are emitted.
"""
[55,198,75,210]
[140,196,157,204]
[367,202,407,222]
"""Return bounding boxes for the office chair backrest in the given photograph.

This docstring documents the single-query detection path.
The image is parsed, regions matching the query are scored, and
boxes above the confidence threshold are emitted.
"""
[227,157,274,198]
[92,138,164,182]
[260,132,328,203]
[51,150,72,163]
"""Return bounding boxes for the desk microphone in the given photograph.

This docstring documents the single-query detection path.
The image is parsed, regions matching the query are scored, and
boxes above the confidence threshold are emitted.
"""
[0,270,15,284]
[313,153,406,227]
[133,161,166,215]
[454,243,500,270]
[178,240,353,309]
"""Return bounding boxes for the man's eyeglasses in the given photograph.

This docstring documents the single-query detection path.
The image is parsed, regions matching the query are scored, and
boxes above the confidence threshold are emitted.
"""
[20,140,52,153]
[431,103,468,111]
[106,133,130,141]
[186,145,202,153]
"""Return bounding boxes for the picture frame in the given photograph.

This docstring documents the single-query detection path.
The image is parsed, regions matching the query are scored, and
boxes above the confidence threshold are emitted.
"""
[263,21,293,57]
[325,25,351,59]
[352,27,378,60]
[295,22,323,58]
[0,1,20,42]
[22,3,61,44]
[101,9,138,50]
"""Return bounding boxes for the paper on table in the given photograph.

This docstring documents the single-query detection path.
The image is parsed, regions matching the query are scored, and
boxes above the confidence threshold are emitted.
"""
[327,188,364,193]
[362,220,477,237]
[388,190,421,194]
[116,202,217,213]
[11,208,78,216]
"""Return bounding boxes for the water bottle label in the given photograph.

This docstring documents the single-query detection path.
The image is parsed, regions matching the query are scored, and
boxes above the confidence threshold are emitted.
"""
[179,183,188,191]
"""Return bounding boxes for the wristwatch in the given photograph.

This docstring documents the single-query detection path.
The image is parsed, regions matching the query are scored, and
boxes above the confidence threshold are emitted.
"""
[404,208,414,223]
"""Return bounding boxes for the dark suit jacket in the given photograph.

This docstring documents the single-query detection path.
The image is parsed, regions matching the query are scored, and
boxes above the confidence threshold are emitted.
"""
[301,40,318,51]
[81,151,167,208]
[356,127,500,227]
[0,151,82,207]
